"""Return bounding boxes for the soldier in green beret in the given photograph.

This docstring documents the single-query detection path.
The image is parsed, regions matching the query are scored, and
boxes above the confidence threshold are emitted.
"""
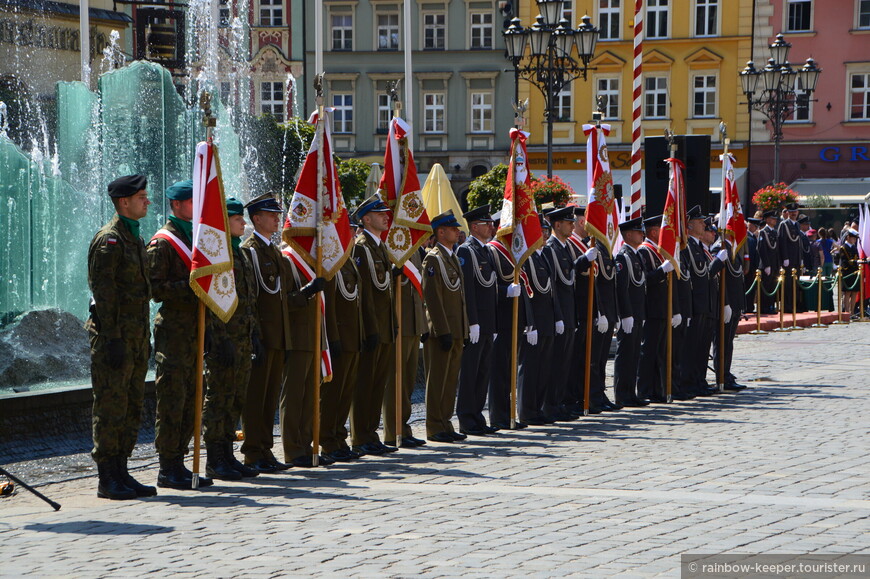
[86,174,155,500]
[147,180,213,490]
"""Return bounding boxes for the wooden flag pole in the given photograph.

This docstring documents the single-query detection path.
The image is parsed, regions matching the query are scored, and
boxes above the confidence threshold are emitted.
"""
[584,266,595,414]
[666,270,673,403]
[510,269,520,429]
[311,75,326,467]
[717,130,729,394]
[389,82,404,449]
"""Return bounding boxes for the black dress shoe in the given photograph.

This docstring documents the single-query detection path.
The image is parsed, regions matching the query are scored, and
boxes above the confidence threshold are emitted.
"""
[622,399,650,408]
[328,449,357,462]
[245,458,278,474]
[672,392,694,401]
[406,436,426,446]
[648,396,668,403]
[514,421,528,429]
[428,432,455,443]
[360,442,387,455]
[291,455,315,468]
[351,445,367,457]
[378,442,399,453]
[696,386,718,396]
[396,437,417,448]
[723,382,746,391]
[459,427,489,436]
[485,425,499,434]
[524,417,549,426]
[586,406,604,414]
[449,431,467,441]
[265,452,291,471]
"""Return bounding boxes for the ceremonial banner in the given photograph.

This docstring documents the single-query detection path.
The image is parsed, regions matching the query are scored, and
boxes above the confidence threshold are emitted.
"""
[379,116,432,267]
[582,123,620,254]
[718,152,747,253]
[283,110,354,280]
[658,156,687,274]
[496,128,543,267]
[189,141,238,323]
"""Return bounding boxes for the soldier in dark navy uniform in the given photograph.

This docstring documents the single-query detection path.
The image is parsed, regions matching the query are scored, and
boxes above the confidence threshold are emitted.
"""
[672,244,695,401]
[778,203,803,313]
[590,239,621,412]
[711,227,746,392]
[613,217,648,407]
[567,206,599,413]
[744,217,762,312]
[758,211,780,314]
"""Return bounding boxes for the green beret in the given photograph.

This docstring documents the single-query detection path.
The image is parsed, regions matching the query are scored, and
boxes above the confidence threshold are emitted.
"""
[226,196,244,216]
[166,179,193,201]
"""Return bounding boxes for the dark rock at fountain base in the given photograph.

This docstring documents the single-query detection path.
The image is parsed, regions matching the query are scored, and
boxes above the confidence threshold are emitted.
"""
[0,308,90,387]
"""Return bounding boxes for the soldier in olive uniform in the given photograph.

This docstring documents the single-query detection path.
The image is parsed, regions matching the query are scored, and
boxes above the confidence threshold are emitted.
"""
[240,193,293,473]
[87,174,154,500]
[202,197,260,481]
[148,180,213,490]
[423,210,469,443]
[351,195,398,456]
[383,247,429,447]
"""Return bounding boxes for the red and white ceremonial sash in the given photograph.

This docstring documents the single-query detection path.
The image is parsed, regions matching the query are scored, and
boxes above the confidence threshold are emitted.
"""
[281,246,332,381]
[151,228,192,269]
[402,260,423,299]
[488,239,533,298]
[640,241,664,264]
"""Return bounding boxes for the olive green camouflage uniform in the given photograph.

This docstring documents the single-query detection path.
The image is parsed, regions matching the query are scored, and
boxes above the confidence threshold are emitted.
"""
[86,215,151,463]
[147,219,198,460]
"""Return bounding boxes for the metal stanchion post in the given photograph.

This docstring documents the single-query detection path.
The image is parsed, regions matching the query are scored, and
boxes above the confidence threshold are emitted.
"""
[774,268,790,332]
[832,269,847,324]
[791,268,803,330]
[858,262,867,322]
[749,269,768,335]
[811,267,827,328]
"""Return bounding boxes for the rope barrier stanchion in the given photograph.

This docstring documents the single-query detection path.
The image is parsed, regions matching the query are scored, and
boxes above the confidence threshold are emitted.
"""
[811,267,827,328]
[749,269,768,335]
[858,261,867,323]
[774,268,790,332]
[791,268,803,331]
[832,270,848,325]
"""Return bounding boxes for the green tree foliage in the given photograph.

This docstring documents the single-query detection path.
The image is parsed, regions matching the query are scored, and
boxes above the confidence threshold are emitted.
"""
[336,157,372,209]
[466,164,509,211]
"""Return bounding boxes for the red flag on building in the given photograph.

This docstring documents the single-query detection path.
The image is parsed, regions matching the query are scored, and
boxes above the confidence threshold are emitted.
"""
[582,123,620,254]
[283,109,354,280]
[379,117,432,267]
[189,142,238,322]
[658,156,687,274]
[718,152,747,253]
[496,128,543,267]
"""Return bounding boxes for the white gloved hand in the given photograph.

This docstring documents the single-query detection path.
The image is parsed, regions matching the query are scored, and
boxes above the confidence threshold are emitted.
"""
[783,259,790,267]
[620,316,634,334]
[584,246,599,261]
[717,249,729,262]
[493,333,498,341]
[506,283,521,298]
[469,324,480,344]
[686,317,692,328]
[660,260,675,273]
[526,329,538,346]
[555,320,565,335]
[723,305,732,322]
[596,316,608,333]
[671,313,682,328]
[764,267,771,275]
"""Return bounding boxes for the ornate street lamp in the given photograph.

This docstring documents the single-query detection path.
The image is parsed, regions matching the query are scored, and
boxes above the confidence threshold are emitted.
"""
[502,0,599,179]
[740,33,821,184]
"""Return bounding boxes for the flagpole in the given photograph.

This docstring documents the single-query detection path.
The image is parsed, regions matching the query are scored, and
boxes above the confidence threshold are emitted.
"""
[389,83,405,449]
[718,130,729,394]
[584,266,595,415]
[312,75,326,467]
[664,129,678,405]
[510,269,520,429]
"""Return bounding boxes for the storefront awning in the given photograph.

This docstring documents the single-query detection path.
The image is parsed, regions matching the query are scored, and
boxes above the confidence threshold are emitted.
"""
[791,178,870,206]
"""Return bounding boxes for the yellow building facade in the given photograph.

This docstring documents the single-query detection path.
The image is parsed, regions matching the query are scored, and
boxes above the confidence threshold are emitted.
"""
[518,0,754,185]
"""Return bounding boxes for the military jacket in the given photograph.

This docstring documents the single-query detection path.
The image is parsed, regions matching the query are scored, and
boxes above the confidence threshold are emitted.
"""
[325,258,364,352]
[745,232,760,276]
[676,247,693,320]
[457,236,498,335]
[522,250,560,337]
[615,245,646,322]
[594,241,619,324]
[638,242,678,320]
[758,225,780,272]
[353,230,395,343]
[240,233,292,350]
[283,252,320,352]
[569,234,594,323]
[543,237,577,328]
[487,241,532,331]
[87,215,151,339]
[210,244,259,340]
[422,243,468,339]
[777,220,803,271]
[711,239,743,313]
[687,237,715,316]
[400,249,428,336]
[147,219,197,310]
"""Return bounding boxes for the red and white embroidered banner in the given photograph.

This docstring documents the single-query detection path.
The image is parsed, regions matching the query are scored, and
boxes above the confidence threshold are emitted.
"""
[719,152,747,253]
[658,157,687,275]
[402,260,423,299]
[582,124,620,255]
[496,128,543,269]
[189,141,237,323]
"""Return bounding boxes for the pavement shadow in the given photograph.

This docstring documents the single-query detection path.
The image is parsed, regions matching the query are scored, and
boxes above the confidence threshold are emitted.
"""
[24,520,174,536]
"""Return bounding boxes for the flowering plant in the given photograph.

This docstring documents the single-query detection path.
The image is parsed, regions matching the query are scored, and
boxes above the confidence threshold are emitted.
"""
[531,175,574,208]
[751,182,799,212]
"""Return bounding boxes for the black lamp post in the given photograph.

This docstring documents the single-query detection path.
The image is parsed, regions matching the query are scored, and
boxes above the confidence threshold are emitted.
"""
[502,0,599,179]
[740,33,821,184]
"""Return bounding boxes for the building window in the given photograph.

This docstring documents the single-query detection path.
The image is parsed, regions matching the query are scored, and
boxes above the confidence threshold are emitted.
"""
[859,0,870,28]
[423,12,446,50]
[554,85,572,121]
[470,11,493,49]
[424,93,446,132]
[692,75,717,118]
[219,0,229,27]
[261,81,284,121]
[597,77,620,119]
[333,93,354,132]
[259,0,282,26]
[695,0,718,36]
[331,14,353,50]
[377,94,391,133]
[850,73,870,120]
[644,76,668,119]
[562,0,574,25]
[599,0,621,40]
[470,91,493,132]
[220,81,231,105]
[786,0,812,32]
[377,13,400,50]
[646,0,669,38]
[786,77,811,122]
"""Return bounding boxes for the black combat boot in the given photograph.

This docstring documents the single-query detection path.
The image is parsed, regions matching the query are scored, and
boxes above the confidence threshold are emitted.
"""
[176,456,214,488]
[206,443,243,481]
[225,442,259,478]
[97,460,136,500]
[157,456,192,490]
[116,457,157,497]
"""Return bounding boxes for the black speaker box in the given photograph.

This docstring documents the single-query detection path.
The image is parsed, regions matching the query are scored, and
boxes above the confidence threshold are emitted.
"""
[643,135,711,217]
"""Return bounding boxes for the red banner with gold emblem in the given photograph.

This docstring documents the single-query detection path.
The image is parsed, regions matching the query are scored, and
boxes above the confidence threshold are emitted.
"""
[582,124,620,254]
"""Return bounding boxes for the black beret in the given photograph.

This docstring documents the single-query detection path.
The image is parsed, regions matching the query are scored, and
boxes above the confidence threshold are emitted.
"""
[108,174,147,198]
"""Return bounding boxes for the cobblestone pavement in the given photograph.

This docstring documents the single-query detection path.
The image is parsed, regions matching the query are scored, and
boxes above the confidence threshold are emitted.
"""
[2,323,869,577]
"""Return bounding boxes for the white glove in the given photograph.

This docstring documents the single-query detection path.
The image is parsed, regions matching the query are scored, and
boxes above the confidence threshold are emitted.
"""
[660,260,675,273]
[723,305,732,322]
[764,267,771,275]
[493,333,498,341]
[469,324,480,344]
[584,246,599,261]
[620,316,634,334]
[671,313,682,328]
[555,320,565,335]
[783,259,790,267]
[717,249,729,262]
[596,316,608,333]
[526,329,538,346]
[686,317,692,328]
[506,283,521,298]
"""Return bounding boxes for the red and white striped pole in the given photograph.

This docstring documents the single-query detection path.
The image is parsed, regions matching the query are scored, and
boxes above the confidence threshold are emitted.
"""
[630,0,644,219]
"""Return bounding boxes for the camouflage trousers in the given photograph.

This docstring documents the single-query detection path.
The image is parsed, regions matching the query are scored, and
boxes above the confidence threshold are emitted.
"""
[88,310,150,463]
[153,308,197,460]
[203,333,252,445]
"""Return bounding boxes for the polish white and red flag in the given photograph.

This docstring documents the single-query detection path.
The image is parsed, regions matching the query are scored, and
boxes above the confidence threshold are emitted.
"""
[582,123,620,255]
[658,156,688,275]
[718,152,747,253]
[496,128,543,268]
[189,141,238,323]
